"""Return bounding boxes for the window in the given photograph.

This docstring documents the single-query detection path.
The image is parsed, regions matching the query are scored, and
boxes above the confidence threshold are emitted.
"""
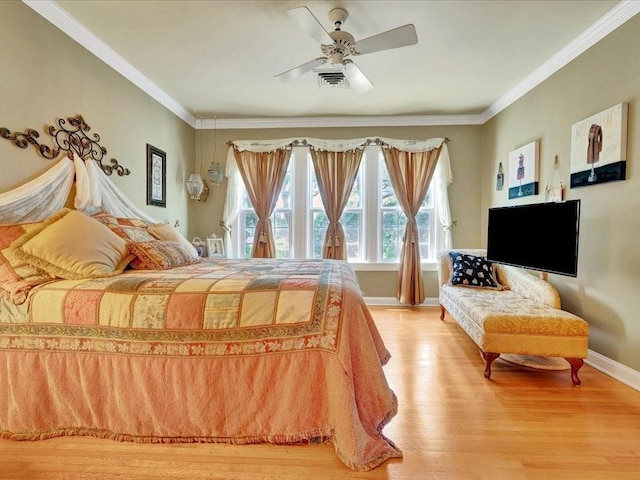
[234,145,443,266]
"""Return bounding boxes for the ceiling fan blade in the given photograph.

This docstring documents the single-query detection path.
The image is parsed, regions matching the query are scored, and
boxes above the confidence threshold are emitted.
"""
[355,24,418,55]
[285,6,334,45]
[343,60,373,93]
[274,57,327,82]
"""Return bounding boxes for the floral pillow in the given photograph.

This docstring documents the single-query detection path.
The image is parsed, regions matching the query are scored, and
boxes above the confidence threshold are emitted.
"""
[448,251,503,290]
[92,212,156,242]
[128,240,201,270]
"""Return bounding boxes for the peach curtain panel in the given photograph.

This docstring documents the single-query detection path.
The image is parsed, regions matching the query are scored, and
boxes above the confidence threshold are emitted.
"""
[382,145,443,305]
[233,147,291,258]
[310,149,363,260]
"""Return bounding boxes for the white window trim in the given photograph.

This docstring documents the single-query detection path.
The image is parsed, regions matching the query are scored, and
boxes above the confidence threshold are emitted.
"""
[231,145,448,268]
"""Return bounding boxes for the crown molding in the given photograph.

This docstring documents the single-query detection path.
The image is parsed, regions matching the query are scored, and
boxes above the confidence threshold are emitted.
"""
[481,0,640,123]
[22,0,195,128]
[200,114,483,130]
[25,0,639,130]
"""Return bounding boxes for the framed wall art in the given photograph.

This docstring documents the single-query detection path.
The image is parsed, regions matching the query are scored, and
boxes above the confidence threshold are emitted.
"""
[508,140,539,199]
[147,144,166,207]
[207,237,225,258]
[570,103,628,188]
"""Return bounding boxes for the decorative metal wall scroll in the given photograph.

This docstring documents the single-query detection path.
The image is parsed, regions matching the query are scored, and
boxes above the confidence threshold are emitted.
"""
[0,114,130,176]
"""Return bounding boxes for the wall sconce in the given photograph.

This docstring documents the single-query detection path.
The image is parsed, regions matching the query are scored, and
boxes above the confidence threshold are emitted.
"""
[186,172,204,200]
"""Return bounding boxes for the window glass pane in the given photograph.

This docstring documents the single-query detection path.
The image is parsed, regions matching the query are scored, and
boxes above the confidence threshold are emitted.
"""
[342,211,361,261]
[278,169,293,209]
[273,211,291,258]
[346,173,362,208]
[380,163,398,207]
[310,170,323,209]
[381,210,405,261]
[311,211,329,259]
[243,212,258,259]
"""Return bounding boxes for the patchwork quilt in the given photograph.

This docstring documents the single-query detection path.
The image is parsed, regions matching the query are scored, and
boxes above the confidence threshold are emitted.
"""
[0,258,401,471]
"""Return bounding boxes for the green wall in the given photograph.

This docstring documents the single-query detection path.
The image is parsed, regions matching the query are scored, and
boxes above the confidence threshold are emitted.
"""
[0,1,194,234]
[480,14,640,371]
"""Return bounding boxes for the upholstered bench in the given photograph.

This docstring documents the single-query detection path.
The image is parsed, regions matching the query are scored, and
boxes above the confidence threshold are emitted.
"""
[437,249,590,385]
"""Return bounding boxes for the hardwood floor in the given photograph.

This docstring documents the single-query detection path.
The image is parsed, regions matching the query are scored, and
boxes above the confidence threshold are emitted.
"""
[2,306,639,479]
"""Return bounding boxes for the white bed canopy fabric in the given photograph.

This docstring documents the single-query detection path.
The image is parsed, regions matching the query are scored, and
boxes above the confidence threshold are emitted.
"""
[0,157,74,223]
[0,154,158,225]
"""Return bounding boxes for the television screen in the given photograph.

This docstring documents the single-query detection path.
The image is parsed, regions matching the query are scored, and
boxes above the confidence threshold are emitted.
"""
[486,200,581,277]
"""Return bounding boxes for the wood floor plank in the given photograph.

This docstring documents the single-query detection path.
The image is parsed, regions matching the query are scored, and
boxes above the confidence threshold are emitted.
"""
[1,306,639,479]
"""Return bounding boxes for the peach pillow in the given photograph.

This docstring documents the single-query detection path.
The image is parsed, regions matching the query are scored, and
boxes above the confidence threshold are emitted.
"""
[147,223,199,258]
[11,209,134,280]
[0,222,54,304]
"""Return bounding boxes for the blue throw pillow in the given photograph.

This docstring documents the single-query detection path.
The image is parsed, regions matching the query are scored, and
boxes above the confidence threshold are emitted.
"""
[448,252,503,289]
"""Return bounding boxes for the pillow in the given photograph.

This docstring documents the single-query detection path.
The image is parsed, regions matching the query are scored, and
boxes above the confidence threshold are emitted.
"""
[147,223,199,258]
[11,209,134,280]
[448,251,503,290]
[92,211,154,228]
[91,211,157,242]
[107,224,156,242]
[0,222,54,304]
[128,240,201,270]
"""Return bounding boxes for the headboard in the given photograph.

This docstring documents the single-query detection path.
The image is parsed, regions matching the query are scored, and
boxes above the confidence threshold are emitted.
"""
[0,114,130,176]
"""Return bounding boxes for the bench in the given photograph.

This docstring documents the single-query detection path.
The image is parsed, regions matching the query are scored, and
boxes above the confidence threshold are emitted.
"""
[437,249,590,385]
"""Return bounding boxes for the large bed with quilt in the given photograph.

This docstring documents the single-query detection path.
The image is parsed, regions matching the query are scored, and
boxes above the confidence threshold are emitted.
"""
[0,116,400,471]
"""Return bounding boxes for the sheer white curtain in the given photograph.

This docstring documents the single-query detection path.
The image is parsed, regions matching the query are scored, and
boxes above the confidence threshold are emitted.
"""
[433,143,454,250]
[223,146,241,258]
[0,157,74,223]
[0,153,159,225]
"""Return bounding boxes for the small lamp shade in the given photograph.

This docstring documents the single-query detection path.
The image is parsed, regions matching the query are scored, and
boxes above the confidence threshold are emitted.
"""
[207,161,224,186]
[186,172,204,199]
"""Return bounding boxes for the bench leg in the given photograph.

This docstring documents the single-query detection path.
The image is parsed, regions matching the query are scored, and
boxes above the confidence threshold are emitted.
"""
[439,305,445,320]
[565,358,584,386]
[480,350,500,379]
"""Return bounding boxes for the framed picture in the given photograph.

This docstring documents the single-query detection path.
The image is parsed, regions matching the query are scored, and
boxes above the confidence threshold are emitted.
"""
[570,103,628,188]
[207,237,225,258]
[507,140,539,199]
[147,144,166,207]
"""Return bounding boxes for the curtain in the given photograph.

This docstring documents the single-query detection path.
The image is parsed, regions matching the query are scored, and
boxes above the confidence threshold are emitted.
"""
[0,157,74,223]
[433,143,454,250]
[310,149,363,260]
[383,145,443,305]
[223,146,240,258]
[233,147,291,258]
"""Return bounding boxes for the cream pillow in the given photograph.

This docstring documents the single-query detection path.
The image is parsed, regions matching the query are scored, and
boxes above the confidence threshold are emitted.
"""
[11,209,134,280]
[147,223,199,258]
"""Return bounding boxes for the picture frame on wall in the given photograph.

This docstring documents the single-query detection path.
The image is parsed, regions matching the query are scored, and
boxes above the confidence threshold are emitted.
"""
[207,237,225,258]
[570,103,628,188]
[507,140,539,199]
[147,144,166,208]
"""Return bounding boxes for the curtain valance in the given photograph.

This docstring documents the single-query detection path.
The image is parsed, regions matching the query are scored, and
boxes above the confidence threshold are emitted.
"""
[229,136,448,153]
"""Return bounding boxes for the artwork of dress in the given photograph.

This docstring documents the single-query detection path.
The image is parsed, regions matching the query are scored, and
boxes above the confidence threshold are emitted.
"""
[570,103,628,188]
[496,162,504,191]
[508,141,539,199]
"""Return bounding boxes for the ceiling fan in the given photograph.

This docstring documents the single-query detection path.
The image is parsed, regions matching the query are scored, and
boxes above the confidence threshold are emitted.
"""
[274,6,418,93]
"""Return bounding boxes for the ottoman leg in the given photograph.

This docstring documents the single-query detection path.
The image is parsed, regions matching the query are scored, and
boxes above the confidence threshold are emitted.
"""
[565,358,584,386]
[439,305,445,320]
[480,350,500,379]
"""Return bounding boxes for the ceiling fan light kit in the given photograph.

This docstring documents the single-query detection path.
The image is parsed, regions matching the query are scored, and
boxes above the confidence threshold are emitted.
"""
[275,5,418,93]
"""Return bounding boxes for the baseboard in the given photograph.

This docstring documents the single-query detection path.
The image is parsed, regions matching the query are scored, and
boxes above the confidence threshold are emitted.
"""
[586,350,640,392]
[364,297,440,306]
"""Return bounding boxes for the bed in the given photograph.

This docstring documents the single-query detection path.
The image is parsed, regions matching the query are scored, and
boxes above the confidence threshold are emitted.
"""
[0,116,401,471]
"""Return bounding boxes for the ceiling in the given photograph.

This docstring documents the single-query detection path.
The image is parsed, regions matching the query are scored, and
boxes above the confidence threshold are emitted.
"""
[31,1,635,126]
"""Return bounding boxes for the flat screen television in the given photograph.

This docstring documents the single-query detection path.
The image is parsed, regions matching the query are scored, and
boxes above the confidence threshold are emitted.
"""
[486,200,581,277]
